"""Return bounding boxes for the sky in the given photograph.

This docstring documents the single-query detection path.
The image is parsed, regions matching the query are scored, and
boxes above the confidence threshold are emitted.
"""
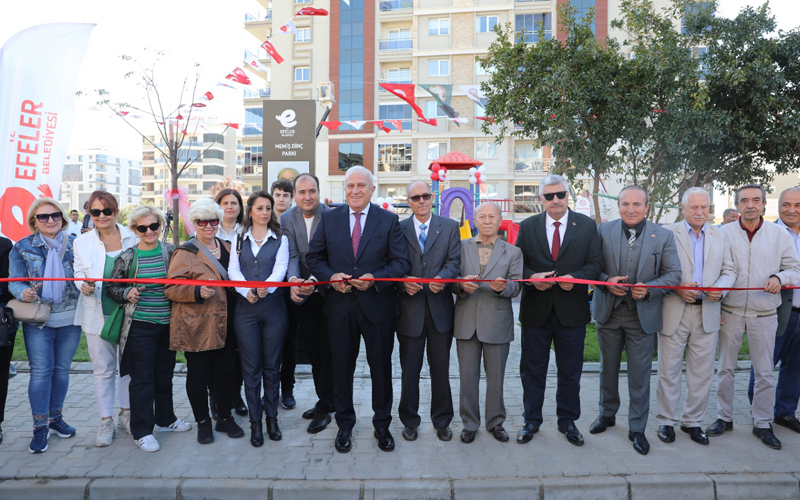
[0,0,797,160]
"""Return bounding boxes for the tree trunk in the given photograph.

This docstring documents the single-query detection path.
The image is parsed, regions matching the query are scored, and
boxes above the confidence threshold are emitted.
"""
[592,169,602,224]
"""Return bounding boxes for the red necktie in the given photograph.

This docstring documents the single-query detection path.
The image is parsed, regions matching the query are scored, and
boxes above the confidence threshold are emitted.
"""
[352,212,362,258]
[551,221,561,261]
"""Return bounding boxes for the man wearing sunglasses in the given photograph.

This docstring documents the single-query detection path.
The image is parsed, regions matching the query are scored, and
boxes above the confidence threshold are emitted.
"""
[395,181,461,443]
[515,175,603,448]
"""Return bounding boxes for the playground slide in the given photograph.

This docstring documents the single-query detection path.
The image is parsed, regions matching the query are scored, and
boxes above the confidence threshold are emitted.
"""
[499,219,519,245]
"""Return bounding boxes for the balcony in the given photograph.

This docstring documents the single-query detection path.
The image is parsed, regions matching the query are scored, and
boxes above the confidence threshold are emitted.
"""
[377,162,413,173]
[245,10,273,41]
[379,0,413,11]
[516,31,553,44]
[242,164,263,176]
[244,87,271,99]
[244,10,272,22]
[378,79,413,91]
[514,158,553,172]
[379,39,412,52]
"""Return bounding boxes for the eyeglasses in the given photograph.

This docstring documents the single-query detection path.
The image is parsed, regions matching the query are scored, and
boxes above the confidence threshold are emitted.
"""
[35,212,63,223]
[89,208,115,217]
[196,219,220,227]
[408,193,433,203]
[542,191,568,201]
[135,222,161,234]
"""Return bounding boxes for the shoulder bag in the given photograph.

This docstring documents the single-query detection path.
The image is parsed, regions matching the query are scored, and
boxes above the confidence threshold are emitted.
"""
[100,250,138,344]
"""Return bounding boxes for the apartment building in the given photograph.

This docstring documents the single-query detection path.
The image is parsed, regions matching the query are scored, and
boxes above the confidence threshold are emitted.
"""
[60,148,142,212]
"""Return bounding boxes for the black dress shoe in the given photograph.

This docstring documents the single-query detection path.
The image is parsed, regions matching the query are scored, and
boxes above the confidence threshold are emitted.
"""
[516,423,539,444]
[307,410,331,434]
[461,429,476,443]
[753,425,782,450]
[558,423,584,446]
[706,419,733,436]
[401,427,418,441]
[589,415,616,434]
[657,425,675,443]
[774,415,800,434]
[628,431,650,455]
[250,421,264,448]
[8,364,16,378]
[302,405,318,419]
[490,424,509,442]
[435,427,452,441]
[680,426,709,445]
[216,417,245,438]
[233,394,248,416]
[374,428,395,452]
[266,417,282,441]
[335,428,352,453]
[197,418,214,444]
[281,391,296,410]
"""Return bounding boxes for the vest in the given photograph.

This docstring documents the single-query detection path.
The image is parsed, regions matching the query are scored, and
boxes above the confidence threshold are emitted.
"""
[239,235,284,295]
[614,229,643,311]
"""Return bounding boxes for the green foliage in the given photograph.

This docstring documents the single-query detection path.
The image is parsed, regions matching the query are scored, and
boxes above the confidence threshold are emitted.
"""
[116,204,137,227]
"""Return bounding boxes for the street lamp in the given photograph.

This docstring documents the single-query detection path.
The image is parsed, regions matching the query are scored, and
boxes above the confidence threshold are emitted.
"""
[315,81,335,139]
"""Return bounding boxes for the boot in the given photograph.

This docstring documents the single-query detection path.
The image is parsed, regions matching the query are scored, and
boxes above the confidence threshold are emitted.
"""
[215,417,245,439]
[250,421,264,447]
[266,416,282,441]
[197,418,214,445]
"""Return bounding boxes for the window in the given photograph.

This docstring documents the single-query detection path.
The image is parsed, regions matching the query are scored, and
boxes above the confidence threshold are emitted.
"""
[427,59,450,77]
[378,143,413,172]
[203,150,225,160]
[385,67,411,83]
[682,2,713,34]
[476,59,496,75]
[142,151,155,161]
[477,16,498,33]
[379,104,412,131]
[428,18,449,36]
[515,14,552,43]
[203,133,224,145]
[382,28,411,51]
[339,1,366,121]
[571,0,596,34]
[425,101,448,118]
[203,165,225,176]
[296,28,311,43]
[244,107,263,136]
[514,144,546,171]
[476,140,498,159]
[483,183,499,199]
[296,0,311,3]
[427,141,448,160]
[294,66,310,82]
[339,143,364,172]
[515,184,540,213]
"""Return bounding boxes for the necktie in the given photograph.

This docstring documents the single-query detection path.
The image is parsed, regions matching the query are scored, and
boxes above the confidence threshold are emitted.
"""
[352,212,362,258]
[551,221,561,261]
[419,223,427,251]
[628,228,637,248]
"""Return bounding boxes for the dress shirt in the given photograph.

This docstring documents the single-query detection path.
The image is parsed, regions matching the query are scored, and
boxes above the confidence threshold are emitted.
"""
[545,210,568,251]
[227,228,289,299]
[476,238,496,278]
[67,220,82,236]
[216,223,242,244]
[303,215,314,244]
[776,218,800,307]
[684,220,705,299]
[349,202,371,236]
[413,214,431,242]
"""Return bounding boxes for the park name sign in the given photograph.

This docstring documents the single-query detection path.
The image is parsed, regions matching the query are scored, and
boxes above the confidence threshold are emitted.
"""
[263,100,315,189]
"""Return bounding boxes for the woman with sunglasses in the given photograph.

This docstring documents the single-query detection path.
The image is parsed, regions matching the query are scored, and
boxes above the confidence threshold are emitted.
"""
[72,191,138,447]
[228,191,289,447]
[106,205,191,452]
[8,198,81,454]
[164,198,244,444]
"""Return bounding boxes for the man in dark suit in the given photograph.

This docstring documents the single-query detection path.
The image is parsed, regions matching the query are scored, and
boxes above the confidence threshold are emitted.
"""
[307,166,410,453]
[396,180,461,442]
[281,173,333,434]
[515,174,603,447]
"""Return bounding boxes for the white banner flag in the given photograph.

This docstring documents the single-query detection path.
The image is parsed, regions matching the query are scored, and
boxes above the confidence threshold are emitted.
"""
[0,23,94,241]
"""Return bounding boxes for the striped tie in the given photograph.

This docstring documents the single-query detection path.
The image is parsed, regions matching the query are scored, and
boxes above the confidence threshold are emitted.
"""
[419,223,427,251]
[628,228,636,248]
[352,212,362,258]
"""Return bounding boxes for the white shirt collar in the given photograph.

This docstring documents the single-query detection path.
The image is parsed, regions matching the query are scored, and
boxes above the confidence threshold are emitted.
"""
[349,203,371,216]
[243,228,278,241]
[546,209,568,227]
[413,214,431,231]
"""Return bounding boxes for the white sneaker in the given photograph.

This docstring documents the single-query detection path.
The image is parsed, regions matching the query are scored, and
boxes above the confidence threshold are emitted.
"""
[96,418,115,447]
[135,434,160,452]
[118,410,131,435]
[155,418,192,432]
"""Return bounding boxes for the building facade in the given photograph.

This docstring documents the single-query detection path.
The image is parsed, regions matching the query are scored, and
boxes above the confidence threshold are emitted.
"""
[60,148,142,212]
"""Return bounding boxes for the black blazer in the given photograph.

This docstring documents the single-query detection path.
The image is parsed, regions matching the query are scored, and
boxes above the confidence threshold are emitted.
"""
[515,210,603,328]
[306,203,410,324]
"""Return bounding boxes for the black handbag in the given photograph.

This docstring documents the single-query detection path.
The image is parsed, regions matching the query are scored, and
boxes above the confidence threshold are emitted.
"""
[0,307,16,348]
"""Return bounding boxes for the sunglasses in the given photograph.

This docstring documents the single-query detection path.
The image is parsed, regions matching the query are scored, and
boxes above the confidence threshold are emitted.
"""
[196,219,220,227]
[89,208,115,217]
[135,222,161,234]
[543,191,568,201]
[35,212,63,223]
[408,193,433,203]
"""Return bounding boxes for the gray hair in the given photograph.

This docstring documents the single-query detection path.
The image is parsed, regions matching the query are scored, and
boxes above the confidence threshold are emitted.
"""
[779,187,800,204]
[734,184,767,205]
[189,198,224,223]
[128,204,166,232]
[539,174,569,195]
[406,180,430,194]
[475,202,501,217]
[344,166,374,189]
[681,187,710,206]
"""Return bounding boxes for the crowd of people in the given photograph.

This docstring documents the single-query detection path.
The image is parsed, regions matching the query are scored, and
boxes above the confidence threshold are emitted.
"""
[0,166,799,459]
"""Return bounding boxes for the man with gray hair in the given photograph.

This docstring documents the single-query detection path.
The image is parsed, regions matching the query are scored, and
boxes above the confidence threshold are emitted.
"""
[656,187,736,446]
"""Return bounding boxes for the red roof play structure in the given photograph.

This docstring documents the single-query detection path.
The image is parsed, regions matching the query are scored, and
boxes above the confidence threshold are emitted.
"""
[428,151,483,170]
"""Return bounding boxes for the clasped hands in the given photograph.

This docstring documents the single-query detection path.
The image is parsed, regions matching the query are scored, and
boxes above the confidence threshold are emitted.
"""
[459,275,507,294]
[289,277,317,303]
[404,276,446,295]
[528,271,575,291]
[607,276,648,300]
[330,273,374,294]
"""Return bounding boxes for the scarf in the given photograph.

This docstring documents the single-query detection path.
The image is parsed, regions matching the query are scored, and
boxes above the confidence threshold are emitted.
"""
[40,232,66,303]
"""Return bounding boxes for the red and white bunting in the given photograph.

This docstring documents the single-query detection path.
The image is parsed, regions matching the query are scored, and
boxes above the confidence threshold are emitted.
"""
[388,119,403,132]
[279,20,298,35]
[296,7,329,16]
[418,118,438,126]
[261,40,284,64]
[379,83,426,119]
[475,116,495,124]
[244,55,268,75]
[224,67,252,85]
[344,120,366,130]
[320,121,342,130]
[370,120,391,133]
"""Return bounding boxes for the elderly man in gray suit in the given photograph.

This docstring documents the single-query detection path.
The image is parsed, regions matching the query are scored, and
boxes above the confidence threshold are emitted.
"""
[656,187,736,446]
[453,202,523,444]
[590,185,681,455]
[396,180,461,443]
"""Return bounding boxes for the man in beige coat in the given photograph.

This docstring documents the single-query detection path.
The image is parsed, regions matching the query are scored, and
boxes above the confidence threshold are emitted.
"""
[656,188,736,446]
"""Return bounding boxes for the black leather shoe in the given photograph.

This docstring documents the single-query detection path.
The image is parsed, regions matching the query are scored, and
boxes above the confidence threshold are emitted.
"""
[589,415,616,434]
[374,428,395,451]
[558,423,584,446]
[774,415,800,434]
[461,429,476,443]
[266,417,282,441]
[435,427,452,441]
[628,431,650,455]
[209,394,219,421]
[401,427,418,441]
[307,410,331,434]
[281,391,296,410]
[302,405,318,420]
[657,425,675,443]
[680,426,709,445]
[706,419,733,436]
[516,423,539,444]
[197,418,214,444]
[8,364,16,378]
[216,417,245,438]
[233,394,248,416]
[250,421,264,448]
[335,428,352,453]
[490,424,509,442]
[753,425,782,450]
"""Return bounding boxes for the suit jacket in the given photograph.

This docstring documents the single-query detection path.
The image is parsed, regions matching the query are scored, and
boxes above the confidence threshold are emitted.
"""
[306,203,410,324]
[395,214,461,337]
[516,210,603,328]
[451,237,523,344]
[592,219,682,334]
[281,204,328,297]
[661,222,736,335]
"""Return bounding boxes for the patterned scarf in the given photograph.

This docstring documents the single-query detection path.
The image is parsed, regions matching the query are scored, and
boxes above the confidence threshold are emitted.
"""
[40,232,66,303]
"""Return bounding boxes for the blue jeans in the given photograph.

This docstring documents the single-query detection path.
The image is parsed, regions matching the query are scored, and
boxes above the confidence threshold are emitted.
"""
[22,324,81,427]
[748,310,800,416]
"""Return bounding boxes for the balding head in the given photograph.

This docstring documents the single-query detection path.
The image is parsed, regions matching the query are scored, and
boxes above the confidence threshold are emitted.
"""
[475,202,502,241]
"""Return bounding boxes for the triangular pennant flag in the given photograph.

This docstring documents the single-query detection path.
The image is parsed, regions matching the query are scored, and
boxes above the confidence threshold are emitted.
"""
[418,118,438,126]
[203,91,214,101]
[261,40,284,64]
[191,103,207,108]
[371,120,391,133]
[379,83,425,119]
[320,121,342,130]
[342,0,350,4]
[216,81,237,90]
[279,20,298,34]
[296,7,329,16]
[225,67,252,85]
[452,117,470,124]
[388,119,403,132]
[459,85,488,110]
[345,120,366,130]
[223,123,240,129]
[244,55,269,75]
[475,116,495,124]
[420,83,460,120]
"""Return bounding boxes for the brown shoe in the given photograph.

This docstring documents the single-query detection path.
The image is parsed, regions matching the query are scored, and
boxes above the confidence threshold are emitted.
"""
[490,424,509,442]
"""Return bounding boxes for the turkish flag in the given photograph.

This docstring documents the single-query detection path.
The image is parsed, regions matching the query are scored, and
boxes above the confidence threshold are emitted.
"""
[388,119,403,132]
[223,123,240,130]
[379,83,425,119]
[418,118,438,126]
[279,20,298,34]
[371,120,391,133]
[261,40,284,64]
[296,7,329,15]
[320,121,341,130]
[225,67,252,85]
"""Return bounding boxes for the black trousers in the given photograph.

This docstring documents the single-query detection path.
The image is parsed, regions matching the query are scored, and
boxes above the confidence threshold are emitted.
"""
[0,331,16,424]
[520,308,586,428]
[397,302,454,429]
[185,336,236,422]
[126,321,177,440]
[296,293,333,411]
[208,308,243,402]
[280,294,298,394]
[329,297,394,430]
